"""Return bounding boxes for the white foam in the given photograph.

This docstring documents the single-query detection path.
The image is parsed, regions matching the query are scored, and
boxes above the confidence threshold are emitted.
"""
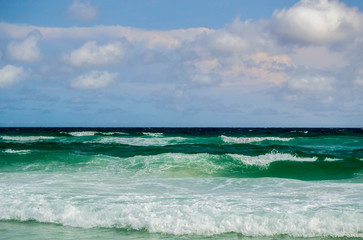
[142,132,163,137]
[1,136,55,142]
[228,152,317,167]
[324,158,342,162]
[68,131,97,137]
[100,132,128,135]
[221,136,293,144]
[0,190,361,237]
[94,136,186,146]
[4,149,31,154]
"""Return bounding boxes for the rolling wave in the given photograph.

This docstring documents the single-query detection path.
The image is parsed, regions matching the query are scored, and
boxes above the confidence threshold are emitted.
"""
[0,136,55,142]
[3,149,31,155]
[91,136,187,146]
[221,136,293,144]
[14,152,358,180]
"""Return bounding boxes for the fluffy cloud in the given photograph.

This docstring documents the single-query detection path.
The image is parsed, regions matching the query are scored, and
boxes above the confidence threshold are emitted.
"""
[272,0,363,44]
[0,0,362,125]
[67,0,98,22]
[6,30,42,62]
[65,40,126,66]
[70,71,118,89]
[0,65,25,88]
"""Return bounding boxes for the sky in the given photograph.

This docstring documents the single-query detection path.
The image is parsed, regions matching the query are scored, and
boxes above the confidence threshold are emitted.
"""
[0,0,363,127]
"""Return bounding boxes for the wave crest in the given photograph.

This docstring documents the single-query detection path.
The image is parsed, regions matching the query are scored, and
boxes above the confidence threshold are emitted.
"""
[228,152,317,168]
[1,136,55,142]
[221,136,293,144]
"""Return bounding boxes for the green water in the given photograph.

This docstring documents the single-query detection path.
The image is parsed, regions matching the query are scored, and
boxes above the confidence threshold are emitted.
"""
[0,128,362,239]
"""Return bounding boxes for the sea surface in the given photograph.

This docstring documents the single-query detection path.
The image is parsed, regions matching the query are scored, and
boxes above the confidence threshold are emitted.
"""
[0,128,362,240]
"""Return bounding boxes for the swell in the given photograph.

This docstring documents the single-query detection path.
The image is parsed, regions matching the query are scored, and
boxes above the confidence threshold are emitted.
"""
[1,151,361,180]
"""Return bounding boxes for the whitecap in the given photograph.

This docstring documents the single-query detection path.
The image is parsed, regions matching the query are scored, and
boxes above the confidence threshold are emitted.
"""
[4,149,31,154]
[142,132,163,137]
[228,152,317,168]
[1,136,55,142]
[92,136,186,146]
[68,131,97,137]
[324,158,342,162]
[100,132,128,136]
[221,135,293,144]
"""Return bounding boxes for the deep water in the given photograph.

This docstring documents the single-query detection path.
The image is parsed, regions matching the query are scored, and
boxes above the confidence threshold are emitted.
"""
[0,128,362,239]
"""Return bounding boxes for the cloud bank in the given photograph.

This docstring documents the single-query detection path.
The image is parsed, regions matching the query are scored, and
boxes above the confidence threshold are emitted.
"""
[0,0,362,126]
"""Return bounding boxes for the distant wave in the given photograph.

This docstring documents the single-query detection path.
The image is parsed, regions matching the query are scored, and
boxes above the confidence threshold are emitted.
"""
[65,131,128,136]
[91,136,186,146]
[100,132,128,136]
[221,135,293,144]
[1,136,55,142]
[142,132,163,137]
[67,131,98,137]
[3,149,31,155]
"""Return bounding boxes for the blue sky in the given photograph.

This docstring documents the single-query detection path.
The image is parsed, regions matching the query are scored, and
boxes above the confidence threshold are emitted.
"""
[0,0,363,127]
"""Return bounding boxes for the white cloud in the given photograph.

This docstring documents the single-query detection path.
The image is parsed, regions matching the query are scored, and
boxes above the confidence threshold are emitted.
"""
[65,41,125,66]
[288,75,334,92]
[6,30,42,62]
[354,68,363,87]
[291,46,348,68]
[0,65,25,88]
[272,0,363,44]
[207,31,248,54]
[0,23,212,50]
[70,71,118,89]
[67,0,98,22]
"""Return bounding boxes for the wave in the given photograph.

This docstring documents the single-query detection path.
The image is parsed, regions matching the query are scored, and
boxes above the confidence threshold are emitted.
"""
[66,131,128,136]
[221,136,293,144]
[76,152,362,180]
[3,149,31,155]
[92,136,187,146]
[67,131,97,137]
[100,132,128,136]
[0,192,361,237]
[227,152,317,168]
[0,136,55,142]
[142,132,163,137]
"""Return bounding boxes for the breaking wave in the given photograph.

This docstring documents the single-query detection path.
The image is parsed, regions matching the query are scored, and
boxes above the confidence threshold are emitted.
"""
[0,136,55,142]
[221,136,293,144]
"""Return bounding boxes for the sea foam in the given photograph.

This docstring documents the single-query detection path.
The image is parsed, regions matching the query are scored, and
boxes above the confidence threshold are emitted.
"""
[4,149,31,154]
[0,186,361,237]
[221,135,293,144]
[1,136,55,142]
[228,152,317,167]
[68,131,97,137]
[142,132,163,137]
[93,136,186,146]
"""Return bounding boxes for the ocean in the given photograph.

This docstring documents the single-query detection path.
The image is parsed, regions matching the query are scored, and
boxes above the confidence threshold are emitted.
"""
[0,128,362,240]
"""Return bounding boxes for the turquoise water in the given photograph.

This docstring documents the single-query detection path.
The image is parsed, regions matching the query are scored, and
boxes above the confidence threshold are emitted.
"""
[0,128,362,239]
